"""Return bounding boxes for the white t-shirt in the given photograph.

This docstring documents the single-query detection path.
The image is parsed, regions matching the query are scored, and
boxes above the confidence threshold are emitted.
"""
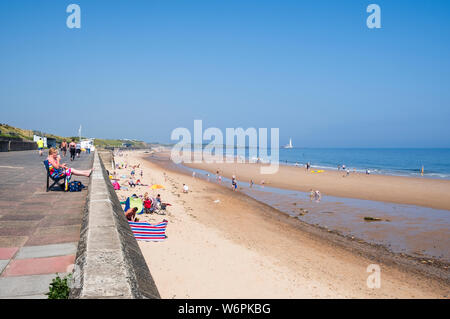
[183,185,189,192]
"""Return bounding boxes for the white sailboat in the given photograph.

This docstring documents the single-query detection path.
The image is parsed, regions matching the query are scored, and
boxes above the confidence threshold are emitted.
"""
[284,138,293,149]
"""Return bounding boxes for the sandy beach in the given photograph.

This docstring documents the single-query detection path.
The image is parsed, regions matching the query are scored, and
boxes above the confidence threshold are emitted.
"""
[111,150,449,298]
[186,160,450,211]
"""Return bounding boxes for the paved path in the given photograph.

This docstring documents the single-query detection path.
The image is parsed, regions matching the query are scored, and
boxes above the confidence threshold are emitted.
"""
[0,150,93,298]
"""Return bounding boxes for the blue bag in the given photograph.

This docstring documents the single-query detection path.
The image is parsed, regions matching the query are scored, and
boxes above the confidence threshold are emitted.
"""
[68,181,85,192]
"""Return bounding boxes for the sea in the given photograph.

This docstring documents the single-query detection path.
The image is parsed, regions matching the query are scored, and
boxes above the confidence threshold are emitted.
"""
[218,147,450,180]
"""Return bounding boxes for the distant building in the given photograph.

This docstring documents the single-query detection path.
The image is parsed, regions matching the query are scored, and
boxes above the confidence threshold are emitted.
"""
[33,135,56,148]
[80,138,95,151]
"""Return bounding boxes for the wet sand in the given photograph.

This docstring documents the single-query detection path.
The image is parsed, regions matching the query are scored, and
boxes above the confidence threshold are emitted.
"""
[112,150,449,298]
[185,160,450,211]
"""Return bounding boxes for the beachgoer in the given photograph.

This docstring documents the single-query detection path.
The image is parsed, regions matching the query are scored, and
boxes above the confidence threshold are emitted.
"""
[129,178,136,188]
[192,171,196,178]
[60,140,67,157]
[183,184,189,193]
[314,190,322,201]
[76,142,81,157]
[125,207,139,221]
[69,139,76,161]
[250,179,254,188]
[37,138,44,156]
[47,148,92,179]
[143,195,153,214]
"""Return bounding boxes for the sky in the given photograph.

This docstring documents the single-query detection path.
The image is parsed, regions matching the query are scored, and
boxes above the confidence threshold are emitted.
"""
[0,0,449,147]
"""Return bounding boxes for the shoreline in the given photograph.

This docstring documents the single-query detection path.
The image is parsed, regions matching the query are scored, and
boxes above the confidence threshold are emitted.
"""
[133,154,449,298]
[150,152,450,272]
[180,157,450,211]
[114,150,449,298]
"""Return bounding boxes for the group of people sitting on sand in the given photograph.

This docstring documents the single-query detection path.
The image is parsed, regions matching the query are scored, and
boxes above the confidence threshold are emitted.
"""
[124,193,165,222]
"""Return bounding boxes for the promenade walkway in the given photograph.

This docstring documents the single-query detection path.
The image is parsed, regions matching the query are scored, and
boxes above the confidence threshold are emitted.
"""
[0,150,93,298]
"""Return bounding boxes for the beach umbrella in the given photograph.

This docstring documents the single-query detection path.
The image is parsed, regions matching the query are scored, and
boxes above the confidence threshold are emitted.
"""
[150,184,165,190]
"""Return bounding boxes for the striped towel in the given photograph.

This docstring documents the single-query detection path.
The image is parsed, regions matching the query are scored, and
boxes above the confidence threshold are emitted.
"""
[128,220,168,242]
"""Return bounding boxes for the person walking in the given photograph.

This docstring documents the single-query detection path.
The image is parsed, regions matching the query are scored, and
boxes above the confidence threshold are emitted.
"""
[69,139,76,161]
[75,142,81,158]
[60,140,67,157]
[36,138,44,156]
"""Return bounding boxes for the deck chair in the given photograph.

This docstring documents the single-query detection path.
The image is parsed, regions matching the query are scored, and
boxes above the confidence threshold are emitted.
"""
[43,160,65,192]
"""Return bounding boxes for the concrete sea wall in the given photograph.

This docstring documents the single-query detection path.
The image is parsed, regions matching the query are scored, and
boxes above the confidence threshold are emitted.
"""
[0,139,38,152]
[70,151,160,299]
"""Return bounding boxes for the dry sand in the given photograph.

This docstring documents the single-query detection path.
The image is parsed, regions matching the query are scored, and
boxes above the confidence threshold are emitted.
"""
[112,150,449,299]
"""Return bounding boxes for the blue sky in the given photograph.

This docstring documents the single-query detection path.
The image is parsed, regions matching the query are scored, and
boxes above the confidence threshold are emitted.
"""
[0,0,449,147]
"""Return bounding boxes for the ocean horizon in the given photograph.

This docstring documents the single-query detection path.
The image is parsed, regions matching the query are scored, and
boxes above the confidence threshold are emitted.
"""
[171,146,450,180]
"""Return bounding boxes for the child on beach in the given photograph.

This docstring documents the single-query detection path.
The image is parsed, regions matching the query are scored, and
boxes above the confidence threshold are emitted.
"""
[183,184,189,193]
[143,195,153,214]
[125,207,139,221]
[314,190,322,202]
[231,176,238,191]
